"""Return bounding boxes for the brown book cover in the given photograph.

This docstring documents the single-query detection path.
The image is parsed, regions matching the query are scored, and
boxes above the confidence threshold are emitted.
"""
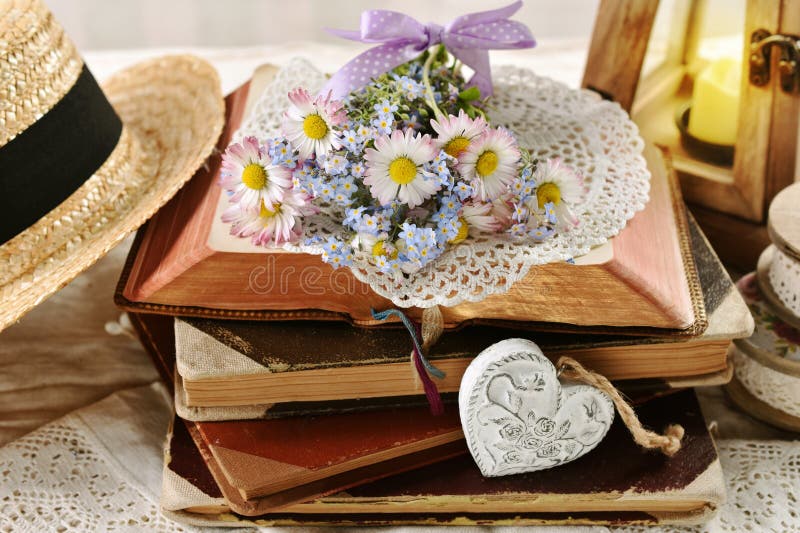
[129,310,454,420]
[129,309,733,422]
[162,389,724,525]
[195,406,465,500]
[114,64,706,337]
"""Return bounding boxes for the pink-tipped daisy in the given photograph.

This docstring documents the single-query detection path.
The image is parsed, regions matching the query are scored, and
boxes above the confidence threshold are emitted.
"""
[222,188,317,247]
[528,158,586,229]
[460,201,502,237]
[459,128,520,202]
[363,130,440,208]
[445,201,502,245]
[491,192,514,229]
[430,110,488,159]
[282,88,346,161]
[220,137,293,212]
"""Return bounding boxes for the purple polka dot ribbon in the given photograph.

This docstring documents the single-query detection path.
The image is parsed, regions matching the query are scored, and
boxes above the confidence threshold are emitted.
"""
[320,1,536,100]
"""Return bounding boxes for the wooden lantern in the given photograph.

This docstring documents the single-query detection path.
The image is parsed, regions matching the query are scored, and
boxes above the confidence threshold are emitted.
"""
[583,0,799,270]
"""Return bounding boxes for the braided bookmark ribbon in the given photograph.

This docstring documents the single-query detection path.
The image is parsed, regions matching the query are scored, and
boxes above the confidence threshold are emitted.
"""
[371,307,445,415]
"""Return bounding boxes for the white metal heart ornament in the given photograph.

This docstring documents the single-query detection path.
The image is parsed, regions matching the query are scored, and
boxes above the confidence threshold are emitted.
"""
[459,338,615,477]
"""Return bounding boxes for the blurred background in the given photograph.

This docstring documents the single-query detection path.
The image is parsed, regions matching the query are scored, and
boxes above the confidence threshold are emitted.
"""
[51,0,600,50]
[50,0,746,94]
[50,0,745,55]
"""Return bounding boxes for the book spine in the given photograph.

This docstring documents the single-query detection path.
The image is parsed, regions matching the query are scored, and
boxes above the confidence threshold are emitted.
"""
[128,311,175,390]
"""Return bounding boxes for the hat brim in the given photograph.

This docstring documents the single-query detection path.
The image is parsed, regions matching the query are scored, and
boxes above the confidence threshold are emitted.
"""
[0,55,225,332]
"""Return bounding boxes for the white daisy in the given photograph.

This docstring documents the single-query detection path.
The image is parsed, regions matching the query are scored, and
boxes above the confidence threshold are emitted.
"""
[430,109,488,159]
[363,129,440,208]
[282,88,346,160]
[351,231,387,252]
[220,137,292,212]
[370,238,398,260]
[222,189,317,246]
[527,158,586,229]
[459,128,520,202]
[448,201,503,243]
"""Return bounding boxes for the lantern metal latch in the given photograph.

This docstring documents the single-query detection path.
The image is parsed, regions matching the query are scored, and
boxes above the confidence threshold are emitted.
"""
[750,29,800,93]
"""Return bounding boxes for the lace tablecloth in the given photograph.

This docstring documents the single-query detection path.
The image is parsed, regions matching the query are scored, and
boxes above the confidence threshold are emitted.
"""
[0,44,797,532]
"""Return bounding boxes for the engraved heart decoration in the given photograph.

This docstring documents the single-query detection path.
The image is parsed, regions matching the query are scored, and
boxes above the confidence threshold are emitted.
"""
[459,338,615,477]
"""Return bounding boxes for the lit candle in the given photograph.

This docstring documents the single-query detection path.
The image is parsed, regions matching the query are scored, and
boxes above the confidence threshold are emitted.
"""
[688,58,742,146]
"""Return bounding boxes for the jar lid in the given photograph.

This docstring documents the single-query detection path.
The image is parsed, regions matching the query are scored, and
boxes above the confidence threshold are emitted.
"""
[768,182,800,262]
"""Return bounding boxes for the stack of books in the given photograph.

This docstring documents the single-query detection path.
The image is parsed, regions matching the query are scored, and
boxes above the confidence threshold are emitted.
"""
[115,66,753,527]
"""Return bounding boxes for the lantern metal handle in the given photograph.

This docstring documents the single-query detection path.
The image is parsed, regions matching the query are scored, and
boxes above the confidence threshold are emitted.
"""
[749,29,800,94]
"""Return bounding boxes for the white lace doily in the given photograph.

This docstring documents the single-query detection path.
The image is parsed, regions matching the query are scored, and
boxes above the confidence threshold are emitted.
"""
[615,440,800,533]
[733,347,800,418]
[235,58,650,308]
[0,384,193,533]
[769,247,800,318]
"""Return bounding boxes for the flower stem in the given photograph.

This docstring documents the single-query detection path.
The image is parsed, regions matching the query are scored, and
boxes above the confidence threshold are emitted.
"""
[421,48,446,122]
[451,58,461,75]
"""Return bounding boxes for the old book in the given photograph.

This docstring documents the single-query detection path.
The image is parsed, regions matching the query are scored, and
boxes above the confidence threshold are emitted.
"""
[114,64,705,336]
[127,309,733,422]
[195,405,464,500]
[171,213,749,410]
[163,389,724,525]
[128,310,452,421]
[161,415,466,517]
[162,418,229,516]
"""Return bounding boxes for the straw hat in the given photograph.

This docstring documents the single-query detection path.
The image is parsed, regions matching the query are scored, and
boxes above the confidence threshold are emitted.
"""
[0,0,225,331]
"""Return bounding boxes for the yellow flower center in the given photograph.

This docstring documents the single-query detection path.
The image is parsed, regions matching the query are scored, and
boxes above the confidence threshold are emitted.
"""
[388,157,418,185]
[302,114,328,140]
[241,163,267,190]
[443,136,470,157]
[448,217,469,244]
[475,150,499,177]
[260,202,281,218]
[536,182,562,208]
[371,240,398,259]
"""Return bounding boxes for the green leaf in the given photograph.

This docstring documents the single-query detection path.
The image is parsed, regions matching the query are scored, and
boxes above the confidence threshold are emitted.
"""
[458,86,481,102]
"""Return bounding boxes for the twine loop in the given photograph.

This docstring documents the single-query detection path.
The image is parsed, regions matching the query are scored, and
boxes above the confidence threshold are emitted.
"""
[557,356,684,456]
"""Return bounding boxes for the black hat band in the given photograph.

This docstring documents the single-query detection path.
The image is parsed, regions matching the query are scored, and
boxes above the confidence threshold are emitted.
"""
[0,64,123,245]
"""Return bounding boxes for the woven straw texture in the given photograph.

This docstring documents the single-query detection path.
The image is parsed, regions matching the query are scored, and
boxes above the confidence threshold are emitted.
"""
[0,0,83,146]
[0,2,224,331]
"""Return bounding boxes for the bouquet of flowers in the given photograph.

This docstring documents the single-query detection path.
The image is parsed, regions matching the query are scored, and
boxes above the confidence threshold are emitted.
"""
[219,45,585,278]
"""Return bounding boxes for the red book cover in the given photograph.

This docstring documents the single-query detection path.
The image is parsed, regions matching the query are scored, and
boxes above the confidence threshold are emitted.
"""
[195,406,465,500]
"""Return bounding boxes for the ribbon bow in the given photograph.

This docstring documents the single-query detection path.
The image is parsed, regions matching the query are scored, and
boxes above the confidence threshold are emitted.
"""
[321,1,536,100]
